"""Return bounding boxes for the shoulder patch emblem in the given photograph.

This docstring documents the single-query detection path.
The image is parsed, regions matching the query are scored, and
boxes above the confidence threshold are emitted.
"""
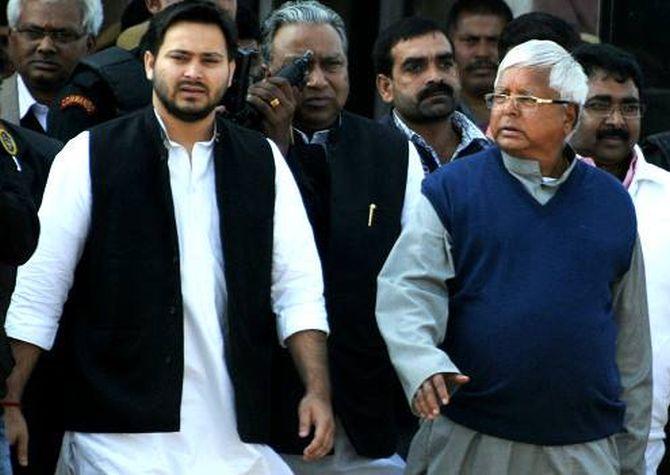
[0,126,18,157]
[60,94,96,115]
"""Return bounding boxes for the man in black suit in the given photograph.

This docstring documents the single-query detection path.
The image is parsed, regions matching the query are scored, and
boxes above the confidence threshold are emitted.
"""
[0,116,56,474]
[0,106,61,474]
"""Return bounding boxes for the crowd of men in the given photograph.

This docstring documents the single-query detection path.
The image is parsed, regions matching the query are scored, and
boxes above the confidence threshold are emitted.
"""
[0,0,668,474]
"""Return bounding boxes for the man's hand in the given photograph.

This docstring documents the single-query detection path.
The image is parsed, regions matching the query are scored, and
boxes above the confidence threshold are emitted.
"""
[246,76,299,155]
[298,390,334,461]
[4,406,29,466]
[413,372,469,420]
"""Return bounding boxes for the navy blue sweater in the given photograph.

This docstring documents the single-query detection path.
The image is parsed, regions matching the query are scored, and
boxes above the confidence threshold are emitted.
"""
[422,147,637,445]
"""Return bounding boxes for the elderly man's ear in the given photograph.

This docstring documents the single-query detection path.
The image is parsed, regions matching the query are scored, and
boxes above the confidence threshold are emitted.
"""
[564,103,580,134]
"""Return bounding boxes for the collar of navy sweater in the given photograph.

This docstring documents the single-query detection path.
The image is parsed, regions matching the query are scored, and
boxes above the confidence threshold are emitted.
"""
[501,145,578,186]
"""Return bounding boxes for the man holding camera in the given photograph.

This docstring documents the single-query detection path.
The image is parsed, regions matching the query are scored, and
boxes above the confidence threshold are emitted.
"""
[248,1,424,474]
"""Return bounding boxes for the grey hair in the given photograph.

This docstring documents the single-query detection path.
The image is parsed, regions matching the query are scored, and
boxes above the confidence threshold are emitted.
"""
[495,39,588,105]
[7,0,104,36]
[260,0,347,62]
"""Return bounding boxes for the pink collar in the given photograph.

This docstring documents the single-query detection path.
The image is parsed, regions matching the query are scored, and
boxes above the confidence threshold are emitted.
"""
[622,150,639,189]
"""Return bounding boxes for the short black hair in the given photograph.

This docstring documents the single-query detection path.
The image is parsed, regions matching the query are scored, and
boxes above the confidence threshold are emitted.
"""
[572,43,644,94]
[143,0,238,60]
[498,12,581,57]
[373,16,448,77]
[446,0,513,35]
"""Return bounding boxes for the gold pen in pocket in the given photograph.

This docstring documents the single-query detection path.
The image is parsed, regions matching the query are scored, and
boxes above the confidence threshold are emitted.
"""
[368,203,377,227]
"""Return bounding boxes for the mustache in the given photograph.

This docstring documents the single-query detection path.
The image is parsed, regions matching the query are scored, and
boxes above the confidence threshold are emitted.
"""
[418,82,455,102]
[596,127,630,141]
[177,80,208,91]
[465,59,498,72]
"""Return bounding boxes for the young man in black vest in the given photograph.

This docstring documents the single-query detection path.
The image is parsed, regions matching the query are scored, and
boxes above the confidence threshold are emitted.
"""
[247,1,424,473]
[3,2,333,473]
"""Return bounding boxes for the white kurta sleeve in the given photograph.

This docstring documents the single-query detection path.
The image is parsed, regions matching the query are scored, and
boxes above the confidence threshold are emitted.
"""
[268,139,329,345]
[5,132,92,350]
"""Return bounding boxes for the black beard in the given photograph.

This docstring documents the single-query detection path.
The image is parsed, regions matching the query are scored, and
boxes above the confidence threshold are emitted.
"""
[160,99,215,122]
[154,81,220,123]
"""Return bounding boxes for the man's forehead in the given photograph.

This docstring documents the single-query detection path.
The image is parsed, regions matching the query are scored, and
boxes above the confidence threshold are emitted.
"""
[19,0,83,25]
[161,22,227,54]
[392,32,452,59]
[587,71,639,99]
[498,66,551,87]
[272,23,344,58]
[455,13,506,35]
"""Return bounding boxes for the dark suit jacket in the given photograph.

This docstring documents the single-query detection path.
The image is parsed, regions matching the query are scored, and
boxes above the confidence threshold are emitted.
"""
[0,121,60,398]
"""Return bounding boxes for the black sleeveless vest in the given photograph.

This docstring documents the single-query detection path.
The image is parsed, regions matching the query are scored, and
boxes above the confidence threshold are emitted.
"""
[56,107,278,442]
[274,111,412,457]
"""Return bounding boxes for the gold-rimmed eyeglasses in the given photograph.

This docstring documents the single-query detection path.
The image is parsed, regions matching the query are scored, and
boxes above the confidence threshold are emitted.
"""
[485,92,573,110]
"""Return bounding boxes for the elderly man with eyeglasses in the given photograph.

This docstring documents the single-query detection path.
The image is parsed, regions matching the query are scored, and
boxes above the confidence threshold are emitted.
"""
[1,0,102,134]
[570,43,670,475]
[376,39,651,475]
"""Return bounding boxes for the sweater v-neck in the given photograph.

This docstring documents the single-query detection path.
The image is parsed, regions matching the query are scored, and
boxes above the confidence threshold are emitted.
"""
[494,148,585,212]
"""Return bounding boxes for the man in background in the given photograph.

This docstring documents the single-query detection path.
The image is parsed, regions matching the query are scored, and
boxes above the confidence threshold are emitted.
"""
[2,0,101,133]
[446,0,512,129]
[570,43,670,475]
[374,16,489,174]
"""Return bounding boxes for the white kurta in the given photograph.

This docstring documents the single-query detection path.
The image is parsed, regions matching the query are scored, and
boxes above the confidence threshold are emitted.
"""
[627,146,670,475]
[6,114,329,474]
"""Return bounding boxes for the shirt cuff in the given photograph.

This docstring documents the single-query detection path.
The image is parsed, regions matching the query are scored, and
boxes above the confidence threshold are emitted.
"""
[403,350,461,412]
[276,301,329,346]
[5,319,56,351]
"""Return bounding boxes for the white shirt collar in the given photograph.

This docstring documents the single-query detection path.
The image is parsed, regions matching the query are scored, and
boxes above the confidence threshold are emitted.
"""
[17,74,49,130]
[153,109,217,150]
[630,144,669,189]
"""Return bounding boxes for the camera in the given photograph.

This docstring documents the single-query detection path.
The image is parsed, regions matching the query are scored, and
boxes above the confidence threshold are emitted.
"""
[224,50,313,129]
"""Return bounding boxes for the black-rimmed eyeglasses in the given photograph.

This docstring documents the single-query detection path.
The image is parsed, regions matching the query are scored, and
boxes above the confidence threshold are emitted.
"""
[583,101,645,119]
[14,26,85,45]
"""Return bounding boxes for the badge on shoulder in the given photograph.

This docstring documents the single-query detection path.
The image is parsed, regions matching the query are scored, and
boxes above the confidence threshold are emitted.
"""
[60,94,97,116]
[0,126,22,171]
